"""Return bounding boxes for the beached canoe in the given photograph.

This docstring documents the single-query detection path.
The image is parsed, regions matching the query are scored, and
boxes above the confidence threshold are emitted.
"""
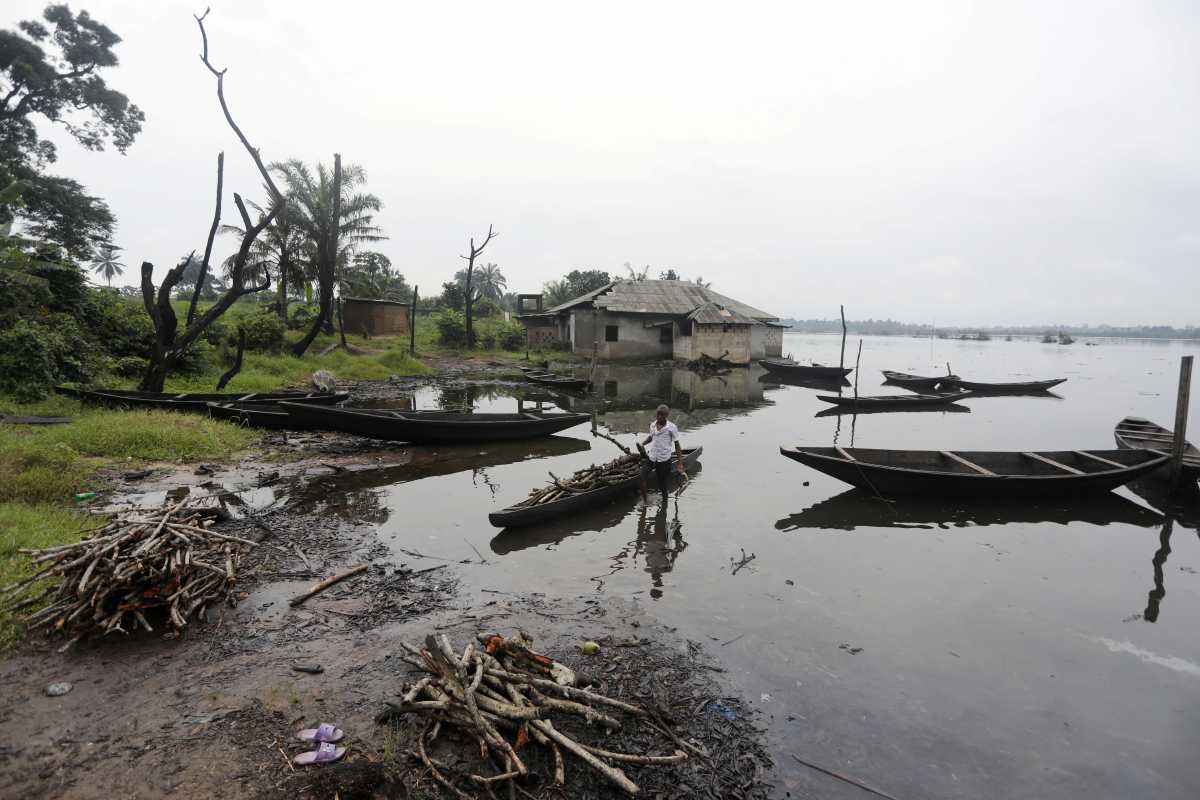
[880,370,958,391]
[59,387,349,412]
[279,403,590,443]
[760,359,852,379]
[778,446,1168,496]
[815,391,973,409]
[1114,416,1200,477]
[489,447,703,528]
[938,377,1066,393]
[206,402,292,429]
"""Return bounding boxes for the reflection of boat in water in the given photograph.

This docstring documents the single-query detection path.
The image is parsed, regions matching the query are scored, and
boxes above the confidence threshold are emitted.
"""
[286,436,592,514]
[759,373,851,391]
[815,403,971,418]
[775,488,1165,531]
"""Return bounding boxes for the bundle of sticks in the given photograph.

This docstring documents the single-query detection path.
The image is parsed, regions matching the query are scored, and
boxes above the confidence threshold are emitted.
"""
[0,497,254,651]
[381,632,687,797]
[523,453,644,506]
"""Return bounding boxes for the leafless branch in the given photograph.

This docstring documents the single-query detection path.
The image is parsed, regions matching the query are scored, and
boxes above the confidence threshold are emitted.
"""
[187,151,223,327]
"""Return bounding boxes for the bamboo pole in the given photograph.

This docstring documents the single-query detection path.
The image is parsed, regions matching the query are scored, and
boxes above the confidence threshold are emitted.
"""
[1171,355,1193,489]
[839,305,847,372]
[409,285,419,355]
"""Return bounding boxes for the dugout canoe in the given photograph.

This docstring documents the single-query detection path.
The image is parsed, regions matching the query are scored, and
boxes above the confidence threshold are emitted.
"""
[60,387,348,412]
[279,403,590,443]
[815,390,973,409]
[760,359,852,379]
[778,446,1168,497]
[880,371,958,391]
[206,402,292,429]
[524,372,592,390]
[488,446,702,528]
[1114,416,1200,477]
[938,377,1066,393]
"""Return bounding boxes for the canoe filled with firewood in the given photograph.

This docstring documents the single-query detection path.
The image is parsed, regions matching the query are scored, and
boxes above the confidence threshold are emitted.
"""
[489,447,702,528]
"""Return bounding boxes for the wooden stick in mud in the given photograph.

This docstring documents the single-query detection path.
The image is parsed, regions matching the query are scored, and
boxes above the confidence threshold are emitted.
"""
[289,564,369,606]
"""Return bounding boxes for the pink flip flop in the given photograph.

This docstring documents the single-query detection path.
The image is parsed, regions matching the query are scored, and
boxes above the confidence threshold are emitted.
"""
[293,741,345,766]
[296,722,344,744]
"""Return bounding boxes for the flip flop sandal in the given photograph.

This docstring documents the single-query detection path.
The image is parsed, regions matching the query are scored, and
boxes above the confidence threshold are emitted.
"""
[296,722,345,744]
[293,741,345,766]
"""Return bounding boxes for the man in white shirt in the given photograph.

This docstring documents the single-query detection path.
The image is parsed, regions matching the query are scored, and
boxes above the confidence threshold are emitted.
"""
[639,404,686,504]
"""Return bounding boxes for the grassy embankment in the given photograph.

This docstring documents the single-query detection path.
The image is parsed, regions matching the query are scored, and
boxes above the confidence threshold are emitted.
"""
[0,317,431,648]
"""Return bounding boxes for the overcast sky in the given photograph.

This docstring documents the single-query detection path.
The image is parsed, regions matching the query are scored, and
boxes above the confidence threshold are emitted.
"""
[10,0,1200,326]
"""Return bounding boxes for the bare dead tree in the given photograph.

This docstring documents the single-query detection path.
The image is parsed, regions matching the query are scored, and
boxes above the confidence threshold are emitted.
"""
[461,224,497,347]
[138,9,285,391]
[186,151,223,327]
[291,153,342,357]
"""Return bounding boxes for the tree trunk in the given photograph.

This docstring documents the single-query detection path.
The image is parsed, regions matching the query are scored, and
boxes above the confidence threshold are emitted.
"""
[277,251,290,322]
[465,268,475,348]
[292,153,342,357]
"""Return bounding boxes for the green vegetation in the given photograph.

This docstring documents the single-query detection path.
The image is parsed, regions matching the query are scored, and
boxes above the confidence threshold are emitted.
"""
[0,502,98,649]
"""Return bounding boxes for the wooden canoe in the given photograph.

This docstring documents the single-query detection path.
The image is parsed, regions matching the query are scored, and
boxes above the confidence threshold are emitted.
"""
[760,359,852,379]
[60,387,349,412]
[524,372,592,390]
[815,390,973,409]
[206,402,292,429]
[279,403,590,443]
[489,447,703,528]
[881,371,958,391]
[778,446,1168,496]
[1113,416,1200,476]
[938,377,1066,393]
[814,403,971,418]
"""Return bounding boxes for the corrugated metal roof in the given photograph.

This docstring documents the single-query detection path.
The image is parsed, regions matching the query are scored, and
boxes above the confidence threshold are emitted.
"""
[591,280,776,320]
[686,302,758,325]
[544,282,618,314]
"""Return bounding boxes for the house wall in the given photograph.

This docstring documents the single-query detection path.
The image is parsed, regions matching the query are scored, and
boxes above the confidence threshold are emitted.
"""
[684,322,752,364]
[522,318,560,348]
[750,324,784,359]
[579,312,676,359]
[342,300,410,337]
[568,309,599,352]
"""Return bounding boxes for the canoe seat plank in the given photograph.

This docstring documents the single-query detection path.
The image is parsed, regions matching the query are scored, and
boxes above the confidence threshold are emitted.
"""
[834,446,856,462]
[1022,452,1084,475]
[940,451,996,476]
[1073,450,1125,469]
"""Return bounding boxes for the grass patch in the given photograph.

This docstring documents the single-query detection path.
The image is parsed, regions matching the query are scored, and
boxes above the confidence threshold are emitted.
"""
[0,501,96,649]
[411,313,577,362]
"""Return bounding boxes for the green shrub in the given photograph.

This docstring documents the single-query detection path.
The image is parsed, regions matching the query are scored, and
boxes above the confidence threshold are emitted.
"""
[496,320,526,350]
[235,308,286,352]
[110,355,149,378]
[478,330,497,349]
[288,303,320,330]
[0,317,98,402]
[86,290,154,360]
[473,297,501,318]
[434,309,468,347]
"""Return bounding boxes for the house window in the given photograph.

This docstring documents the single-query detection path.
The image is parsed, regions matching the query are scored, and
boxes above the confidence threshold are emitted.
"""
[659,326,673,344]
[679,320,692,337]
[605,325,619,342]
[604,380,618,398]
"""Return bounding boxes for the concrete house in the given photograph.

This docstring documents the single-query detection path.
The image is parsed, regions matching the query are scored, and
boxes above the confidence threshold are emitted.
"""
[518,279,784,362]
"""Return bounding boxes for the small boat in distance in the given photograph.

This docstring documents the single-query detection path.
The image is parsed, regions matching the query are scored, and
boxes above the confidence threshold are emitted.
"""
[760,359,852,380]
[1113,416,1200,478]
[778,446,1168,496]
[279,403,590,443]
[489,447,703,528]
[881,370,958,392]
[939,377,1066,394]
[815,391,972,410]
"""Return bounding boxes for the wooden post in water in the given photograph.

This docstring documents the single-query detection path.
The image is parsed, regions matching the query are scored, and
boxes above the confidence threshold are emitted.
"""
[853,339,863,401]
[1170,355,1193,489]
[409,285,419,356]
[839,305,847,372]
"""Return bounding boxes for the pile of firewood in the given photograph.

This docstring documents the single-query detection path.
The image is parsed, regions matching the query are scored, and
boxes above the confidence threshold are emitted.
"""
[0,497,254,651]
[380,632,688,797]
[522,453,645,506]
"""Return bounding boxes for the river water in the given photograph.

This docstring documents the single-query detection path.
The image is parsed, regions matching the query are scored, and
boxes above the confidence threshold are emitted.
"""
[325,333,1200,798]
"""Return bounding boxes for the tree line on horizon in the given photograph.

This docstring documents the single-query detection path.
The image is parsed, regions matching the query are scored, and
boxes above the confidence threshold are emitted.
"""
[780,318,1200,339]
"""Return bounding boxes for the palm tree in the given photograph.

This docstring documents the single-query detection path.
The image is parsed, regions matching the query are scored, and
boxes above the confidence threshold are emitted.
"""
[91,242,125,286]
[474,262,507,301]
[624,262,649,281]
[542,279,573,307]
[272,158,385,353]
[219,193,306,319]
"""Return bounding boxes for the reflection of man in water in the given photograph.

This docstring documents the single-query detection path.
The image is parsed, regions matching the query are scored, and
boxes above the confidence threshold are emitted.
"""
[638,502,688,599]
[639,404,686,505]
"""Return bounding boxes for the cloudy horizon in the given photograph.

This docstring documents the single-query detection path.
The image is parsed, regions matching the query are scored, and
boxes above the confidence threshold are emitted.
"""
[9,0,1200,328]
